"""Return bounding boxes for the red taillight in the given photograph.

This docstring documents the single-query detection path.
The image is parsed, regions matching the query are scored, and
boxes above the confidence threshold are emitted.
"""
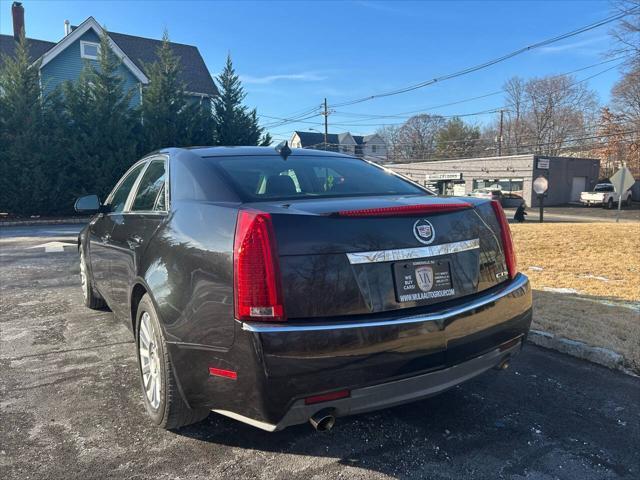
[233,210,285,322]
[209,367,237,380]
[335,202,472,217]
[304,389,351,405]
[490,200,517,279]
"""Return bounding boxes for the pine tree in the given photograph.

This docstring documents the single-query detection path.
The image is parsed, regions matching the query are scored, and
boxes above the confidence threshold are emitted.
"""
[213,54,270,146]
[140,31,187,151]
[60,28,139,204]
[435,117,481,159]
[0,32,59,215]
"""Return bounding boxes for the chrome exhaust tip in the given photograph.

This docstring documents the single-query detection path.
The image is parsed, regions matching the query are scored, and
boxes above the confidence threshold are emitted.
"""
[309,409,336,432]
[495,358,510,370]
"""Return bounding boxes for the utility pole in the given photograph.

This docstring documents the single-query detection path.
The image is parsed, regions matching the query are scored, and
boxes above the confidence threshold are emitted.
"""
[322,98,329,150]
[497,109,504,156]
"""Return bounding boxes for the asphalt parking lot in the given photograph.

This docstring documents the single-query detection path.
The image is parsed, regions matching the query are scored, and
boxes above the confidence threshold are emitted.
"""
[1,224,639,480]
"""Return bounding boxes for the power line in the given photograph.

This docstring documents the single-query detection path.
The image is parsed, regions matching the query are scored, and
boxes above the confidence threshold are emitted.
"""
[327,61,624,127]
[330,56,626,121]
[330,9,636,108]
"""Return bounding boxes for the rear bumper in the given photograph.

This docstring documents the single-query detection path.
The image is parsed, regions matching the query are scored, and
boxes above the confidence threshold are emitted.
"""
[170,274,532,429]
[226,337,522,431]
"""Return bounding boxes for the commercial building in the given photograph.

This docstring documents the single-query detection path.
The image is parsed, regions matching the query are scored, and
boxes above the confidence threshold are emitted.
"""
[388,154,601,207]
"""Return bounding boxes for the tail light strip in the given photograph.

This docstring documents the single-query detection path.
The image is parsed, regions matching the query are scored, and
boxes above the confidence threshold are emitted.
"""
[334,202,473,217]
[490,200,517,279]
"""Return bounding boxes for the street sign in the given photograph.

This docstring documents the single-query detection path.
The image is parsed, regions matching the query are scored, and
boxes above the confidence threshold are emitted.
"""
[610,167,635,193]
[610,167,636,223]
[425,173,462,181]
[537,158,550,169]
[533,176,549,195]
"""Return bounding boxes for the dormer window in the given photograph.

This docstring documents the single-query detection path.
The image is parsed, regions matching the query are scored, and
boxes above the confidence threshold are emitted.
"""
[80,41,100,60]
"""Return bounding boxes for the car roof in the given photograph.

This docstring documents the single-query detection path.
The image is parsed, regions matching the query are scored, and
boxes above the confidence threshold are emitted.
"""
[168,145,358,159]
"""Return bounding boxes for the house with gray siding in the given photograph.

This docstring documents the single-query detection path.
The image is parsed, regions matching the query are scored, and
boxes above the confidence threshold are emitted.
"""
[290,130,387,162]
[0,2,217,108]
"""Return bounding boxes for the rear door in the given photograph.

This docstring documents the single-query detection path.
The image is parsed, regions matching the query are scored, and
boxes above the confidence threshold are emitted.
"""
[109,157,168,320]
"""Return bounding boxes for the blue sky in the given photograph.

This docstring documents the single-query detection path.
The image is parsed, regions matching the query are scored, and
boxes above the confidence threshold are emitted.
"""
[0,0,624,142]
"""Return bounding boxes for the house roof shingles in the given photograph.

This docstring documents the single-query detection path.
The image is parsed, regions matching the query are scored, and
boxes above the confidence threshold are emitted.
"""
[0,30,217,96]
[0,35,55,62]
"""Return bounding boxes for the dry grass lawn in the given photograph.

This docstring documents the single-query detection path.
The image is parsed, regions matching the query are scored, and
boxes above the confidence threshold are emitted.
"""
[511,223,640,371]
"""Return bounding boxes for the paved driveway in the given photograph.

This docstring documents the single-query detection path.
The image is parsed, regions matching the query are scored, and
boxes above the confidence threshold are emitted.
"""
[1,225,639,479]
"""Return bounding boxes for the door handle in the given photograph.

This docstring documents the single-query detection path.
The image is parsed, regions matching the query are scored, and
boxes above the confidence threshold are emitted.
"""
[128,235,143,248]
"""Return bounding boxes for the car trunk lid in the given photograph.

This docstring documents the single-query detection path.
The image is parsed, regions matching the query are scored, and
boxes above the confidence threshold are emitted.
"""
[245,195,509,319]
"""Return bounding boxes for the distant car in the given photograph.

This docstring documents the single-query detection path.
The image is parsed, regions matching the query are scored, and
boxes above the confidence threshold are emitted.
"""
[580,183,632,208]
[75,146,531,432]
[470,188,503,202]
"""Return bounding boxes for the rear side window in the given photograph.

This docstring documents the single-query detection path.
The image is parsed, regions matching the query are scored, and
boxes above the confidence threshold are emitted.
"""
[132,160,166,211]
[215,155,425,201]
[109,163,145,213]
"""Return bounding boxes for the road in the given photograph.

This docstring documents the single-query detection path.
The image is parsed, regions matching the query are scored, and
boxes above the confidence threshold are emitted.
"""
[503,202,640,223]
[1,224,639,480]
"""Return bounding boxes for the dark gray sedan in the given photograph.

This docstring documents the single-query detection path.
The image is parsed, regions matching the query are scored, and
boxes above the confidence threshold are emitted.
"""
[76,145,532,432]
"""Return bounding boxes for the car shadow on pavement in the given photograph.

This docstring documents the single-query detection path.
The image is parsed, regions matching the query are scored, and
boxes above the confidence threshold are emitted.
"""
[170,349,639,479]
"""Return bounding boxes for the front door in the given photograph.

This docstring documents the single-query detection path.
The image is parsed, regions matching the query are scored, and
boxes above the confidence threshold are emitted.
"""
[87,213,115,301]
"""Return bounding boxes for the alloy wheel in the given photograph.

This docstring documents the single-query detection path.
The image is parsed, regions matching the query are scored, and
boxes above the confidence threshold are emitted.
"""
[139,312,162,410]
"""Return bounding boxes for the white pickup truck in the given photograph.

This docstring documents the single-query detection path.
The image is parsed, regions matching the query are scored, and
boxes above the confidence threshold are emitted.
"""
[580,183,632,208]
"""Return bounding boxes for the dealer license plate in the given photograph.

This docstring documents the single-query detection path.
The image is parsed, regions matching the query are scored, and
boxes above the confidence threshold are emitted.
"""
[393,259,455,303]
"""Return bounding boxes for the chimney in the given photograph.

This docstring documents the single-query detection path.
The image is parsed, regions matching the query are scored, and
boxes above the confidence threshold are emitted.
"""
[64,19,70,36]
[12,1,25,40]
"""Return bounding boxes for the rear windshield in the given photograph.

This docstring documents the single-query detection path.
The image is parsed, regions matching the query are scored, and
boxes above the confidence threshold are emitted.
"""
[594,184,614,192]
[213,155,425,200]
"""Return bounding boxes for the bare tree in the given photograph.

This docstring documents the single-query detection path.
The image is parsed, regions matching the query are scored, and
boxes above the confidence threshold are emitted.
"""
[609,65,640,175]
[375,125,402,162]
[498,74,598,156]
[608,0,640,70]
[503,77,527,154]
[396,114,445,162]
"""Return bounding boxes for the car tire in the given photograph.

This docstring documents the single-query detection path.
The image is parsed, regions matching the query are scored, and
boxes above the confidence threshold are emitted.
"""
[135,294,210,430]
[607,198,614,209]
[80,248,106,310]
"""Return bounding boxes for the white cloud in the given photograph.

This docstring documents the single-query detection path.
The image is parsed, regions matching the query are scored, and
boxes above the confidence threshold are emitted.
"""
[240,72,327,84]
[539,36,608,54]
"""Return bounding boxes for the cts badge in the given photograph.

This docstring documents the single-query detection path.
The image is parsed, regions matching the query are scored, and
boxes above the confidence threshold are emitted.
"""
[413,219,435,245]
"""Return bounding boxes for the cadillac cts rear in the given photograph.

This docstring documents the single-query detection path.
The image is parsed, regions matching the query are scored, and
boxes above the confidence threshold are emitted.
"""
[76,146,532,432]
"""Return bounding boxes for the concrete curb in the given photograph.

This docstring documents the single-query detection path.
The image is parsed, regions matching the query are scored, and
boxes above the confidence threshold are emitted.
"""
[527,330,636,376]
[0,218,89,227]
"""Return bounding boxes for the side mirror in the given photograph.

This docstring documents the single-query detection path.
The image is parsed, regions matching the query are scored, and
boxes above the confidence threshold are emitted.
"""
[74,194,101,213]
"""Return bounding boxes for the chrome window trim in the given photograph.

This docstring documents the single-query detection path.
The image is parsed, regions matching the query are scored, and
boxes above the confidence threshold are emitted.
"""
[240,273,528,333]
[346,238,480,265]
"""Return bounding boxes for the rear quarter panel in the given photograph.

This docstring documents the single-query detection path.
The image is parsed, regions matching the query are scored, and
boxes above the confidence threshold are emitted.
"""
[141,201,238,348]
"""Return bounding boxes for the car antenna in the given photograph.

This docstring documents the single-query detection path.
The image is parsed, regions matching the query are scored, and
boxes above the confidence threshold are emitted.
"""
[275,140,292,160]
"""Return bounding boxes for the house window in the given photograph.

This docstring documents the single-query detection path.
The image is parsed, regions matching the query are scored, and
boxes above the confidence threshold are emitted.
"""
[371,145,377,153]
[80,41,100,60]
